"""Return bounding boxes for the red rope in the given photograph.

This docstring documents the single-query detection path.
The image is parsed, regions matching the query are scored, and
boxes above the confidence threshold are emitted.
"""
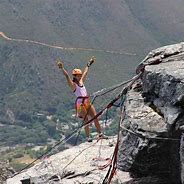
[92,157,112,170]
[108,141,119,183]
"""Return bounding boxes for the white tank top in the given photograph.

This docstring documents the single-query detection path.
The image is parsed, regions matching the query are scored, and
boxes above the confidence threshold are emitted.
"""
[74,83,88,97]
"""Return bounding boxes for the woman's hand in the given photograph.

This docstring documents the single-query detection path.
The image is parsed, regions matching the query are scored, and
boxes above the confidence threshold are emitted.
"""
[56,59,75,91]
[56,59,64,69]
[87,56,96,67]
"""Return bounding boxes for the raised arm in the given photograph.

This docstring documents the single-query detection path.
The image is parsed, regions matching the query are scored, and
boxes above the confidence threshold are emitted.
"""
[56,59,75,91]
[80,56,95,82]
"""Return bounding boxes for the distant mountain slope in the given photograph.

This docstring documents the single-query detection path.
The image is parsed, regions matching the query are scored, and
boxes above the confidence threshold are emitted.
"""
[125,0,184,44]
[0,0,159,53]
[0,0,184,145]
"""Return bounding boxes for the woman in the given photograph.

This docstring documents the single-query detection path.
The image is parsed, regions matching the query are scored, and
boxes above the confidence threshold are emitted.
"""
[56,57,103,142]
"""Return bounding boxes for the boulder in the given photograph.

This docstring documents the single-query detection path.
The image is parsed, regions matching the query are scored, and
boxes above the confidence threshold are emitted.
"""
[119,42,184,184]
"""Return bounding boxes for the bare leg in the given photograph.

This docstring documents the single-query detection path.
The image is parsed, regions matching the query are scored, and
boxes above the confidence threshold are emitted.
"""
[84,119,90,138]
[78,106,90,138]
[88,105,102,134]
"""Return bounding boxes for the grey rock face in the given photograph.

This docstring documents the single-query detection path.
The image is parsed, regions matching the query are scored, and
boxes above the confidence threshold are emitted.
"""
[180,134,184,184]
[6,138,131,184]
[119,42,184,184]
[0,161,14,184]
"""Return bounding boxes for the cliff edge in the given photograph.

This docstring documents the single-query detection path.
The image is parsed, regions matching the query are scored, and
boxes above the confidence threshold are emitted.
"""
[119,42,184,184]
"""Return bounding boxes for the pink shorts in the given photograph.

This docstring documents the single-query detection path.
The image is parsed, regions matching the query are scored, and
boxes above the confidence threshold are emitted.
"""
[75,97,91,118]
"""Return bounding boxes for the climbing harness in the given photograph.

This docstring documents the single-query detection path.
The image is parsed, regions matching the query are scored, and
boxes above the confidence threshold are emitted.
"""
[75,96,90,118]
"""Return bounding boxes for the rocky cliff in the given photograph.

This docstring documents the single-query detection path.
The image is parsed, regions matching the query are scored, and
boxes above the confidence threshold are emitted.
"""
[0,161,14,184]
[5,42,184,184]
[6,138,131,184]
[118,42,184,184]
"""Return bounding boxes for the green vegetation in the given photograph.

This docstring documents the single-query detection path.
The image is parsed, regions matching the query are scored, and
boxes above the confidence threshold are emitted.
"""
[10,161,27,172]
[0,134,77,171]
[0,0,184,150]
